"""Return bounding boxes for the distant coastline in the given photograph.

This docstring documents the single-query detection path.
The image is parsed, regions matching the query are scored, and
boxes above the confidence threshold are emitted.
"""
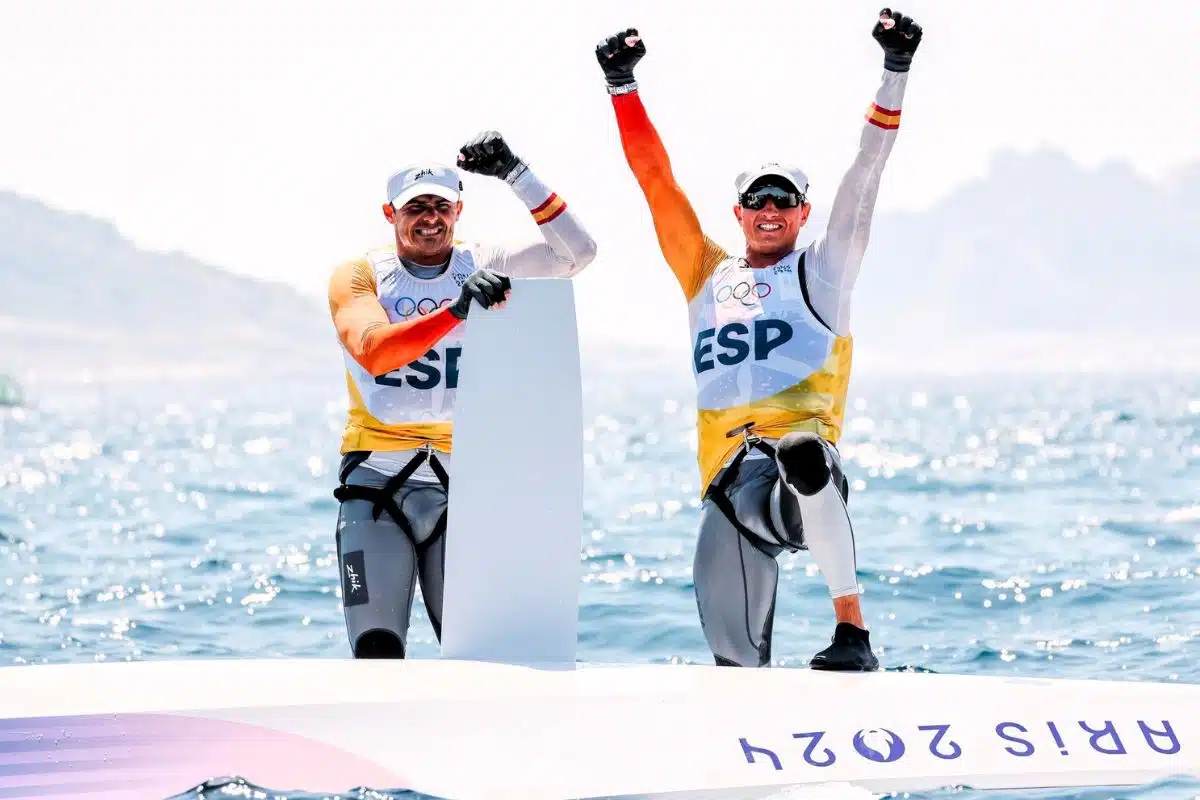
[2,150,1197,384]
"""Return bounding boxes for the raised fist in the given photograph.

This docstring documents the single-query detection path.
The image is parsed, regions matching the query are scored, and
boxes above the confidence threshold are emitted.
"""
[457,130,523,182]
[595,27,646,89]
[873,8,923,73]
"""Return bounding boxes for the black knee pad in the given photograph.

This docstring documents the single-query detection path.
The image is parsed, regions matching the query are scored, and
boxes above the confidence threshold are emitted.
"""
[776,432,831,496]
[353,629,405,659]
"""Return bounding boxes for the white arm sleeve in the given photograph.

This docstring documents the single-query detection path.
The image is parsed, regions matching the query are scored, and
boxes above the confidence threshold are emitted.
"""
[805,69,908,336]
[475,166,599,278]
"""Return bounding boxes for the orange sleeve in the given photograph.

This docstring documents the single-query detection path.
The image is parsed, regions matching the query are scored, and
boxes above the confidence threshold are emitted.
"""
[328,258,462,377]
[611,91,726,299]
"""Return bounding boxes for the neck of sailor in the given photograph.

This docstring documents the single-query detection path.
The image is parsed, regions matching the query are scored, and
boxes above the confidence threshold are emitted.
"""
[736,200,810,269]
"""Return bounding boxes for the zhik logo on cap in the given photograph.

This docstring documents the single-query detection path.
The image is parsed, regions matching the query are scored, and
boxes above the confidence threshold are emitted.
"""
[387,164,463,208]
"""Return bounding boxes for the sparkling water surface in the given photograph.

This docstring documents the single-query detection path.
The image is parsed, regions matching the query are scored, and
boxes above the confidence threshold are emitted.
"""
[2,357,1198,799]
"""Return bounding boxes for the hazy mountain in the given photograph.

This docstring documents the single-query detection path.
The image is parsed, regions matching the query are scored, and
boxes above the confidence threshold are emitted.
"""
[848,150,1200,343]
[0,191,335,382]
[2,149,1197,382]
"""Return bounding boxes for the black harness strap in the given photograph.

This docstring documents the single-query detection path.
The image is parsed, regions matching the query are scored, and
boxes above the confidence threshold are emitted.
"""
[705,423,795,555]
[422,452,450,555]
[333,448,450,555]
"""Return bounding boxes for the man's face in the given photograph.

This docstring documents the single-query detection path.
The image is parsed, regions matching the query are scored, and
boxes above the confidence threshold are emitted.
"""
[386,194,461,264]
[733,180,810,257]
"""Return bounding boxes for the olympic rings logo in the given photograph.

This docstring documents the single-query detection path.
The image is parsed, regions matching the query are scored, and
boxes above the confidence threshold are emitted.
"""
[714,281,772,306]
[395,296,454,318]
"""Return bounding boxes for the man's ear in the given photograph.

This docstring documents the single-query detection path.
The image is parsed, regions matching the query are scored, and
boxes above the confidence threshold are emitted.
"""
[382,203,396,223]
[798,201,812,225]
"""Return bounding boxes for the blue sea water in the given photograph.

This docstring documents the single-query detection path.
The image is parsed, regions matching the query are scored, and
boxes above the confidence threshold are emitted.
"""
[1,356,1198,799]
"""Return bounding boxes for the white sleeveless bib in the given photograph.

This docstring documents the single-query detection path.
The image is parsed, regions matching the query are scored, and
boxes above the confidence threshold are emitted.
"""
[689,250,835,411]
[343,246,477,426]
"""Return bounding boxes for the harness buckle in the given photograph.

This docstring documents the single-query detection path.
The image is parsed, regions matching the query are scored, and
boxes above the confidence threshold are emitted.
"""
[726,422,761,453]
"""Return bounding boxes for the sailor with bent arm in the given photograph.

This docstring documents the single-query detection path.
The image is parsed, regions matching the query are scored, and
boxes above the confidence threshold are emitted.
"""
[327,132,598,658]
[596,9,923,670]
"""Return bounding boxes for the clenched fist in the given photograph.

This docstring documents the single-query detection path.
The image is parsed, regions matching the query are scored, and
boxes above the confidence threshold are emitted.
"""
[595,27,646,91]
[457,130,524,182]
[873,9,923,73]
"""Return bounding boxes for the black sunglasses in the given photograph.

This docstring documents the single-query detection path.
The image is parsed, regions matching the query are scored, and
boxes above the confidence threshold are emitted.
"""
[739,184,805,210]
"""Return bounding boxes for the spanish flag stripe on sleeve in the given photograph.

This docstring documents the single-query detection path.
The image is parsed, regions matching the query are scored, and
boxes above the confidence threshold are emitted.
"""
[866,102,901,130]
[531,193,567,225]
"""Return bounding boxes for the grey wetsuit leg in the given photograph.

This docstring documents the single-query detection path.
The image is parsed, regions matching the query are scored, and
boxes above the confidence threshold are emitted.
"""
[694,444,853,668]
[334,456,449,657]
[693,458,784,668]
[404,483,449,639]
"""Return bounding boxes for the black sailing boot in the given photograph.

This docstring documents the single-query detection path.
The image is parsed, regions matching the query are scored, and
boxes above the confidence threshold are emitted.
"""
[810,622,879,671]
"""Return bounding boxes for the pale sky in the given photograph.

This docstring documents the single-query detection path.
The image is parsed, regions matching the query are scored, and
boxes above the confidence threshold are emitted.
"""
[1,1,1197,346]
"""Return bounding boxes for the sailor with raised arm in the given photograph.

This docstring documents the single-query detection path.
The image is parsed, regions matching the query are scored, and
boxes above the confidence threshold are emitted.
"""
[596,9,923,670]
[327,132,598,658]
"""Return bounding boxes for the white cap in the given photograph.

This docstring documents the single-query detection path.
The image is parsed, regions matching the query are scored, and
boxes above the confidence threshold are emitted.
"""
[386,164,463,209]
[734,162,810,198]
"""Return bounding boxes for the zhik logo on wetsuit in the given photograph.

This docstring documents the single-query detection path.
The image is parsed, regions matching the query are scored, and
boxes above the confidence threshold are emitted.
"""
[342,550,369,607]
[693,320,793,374]
[374,347,462,390]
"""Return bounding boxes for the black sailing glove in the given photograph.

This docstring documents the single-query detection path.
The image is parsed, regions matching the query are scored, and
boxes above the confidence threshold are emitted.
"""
[873,8,923,73]
[595,28,646,93]
[449,269,512,320]
[457,130,525,183]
